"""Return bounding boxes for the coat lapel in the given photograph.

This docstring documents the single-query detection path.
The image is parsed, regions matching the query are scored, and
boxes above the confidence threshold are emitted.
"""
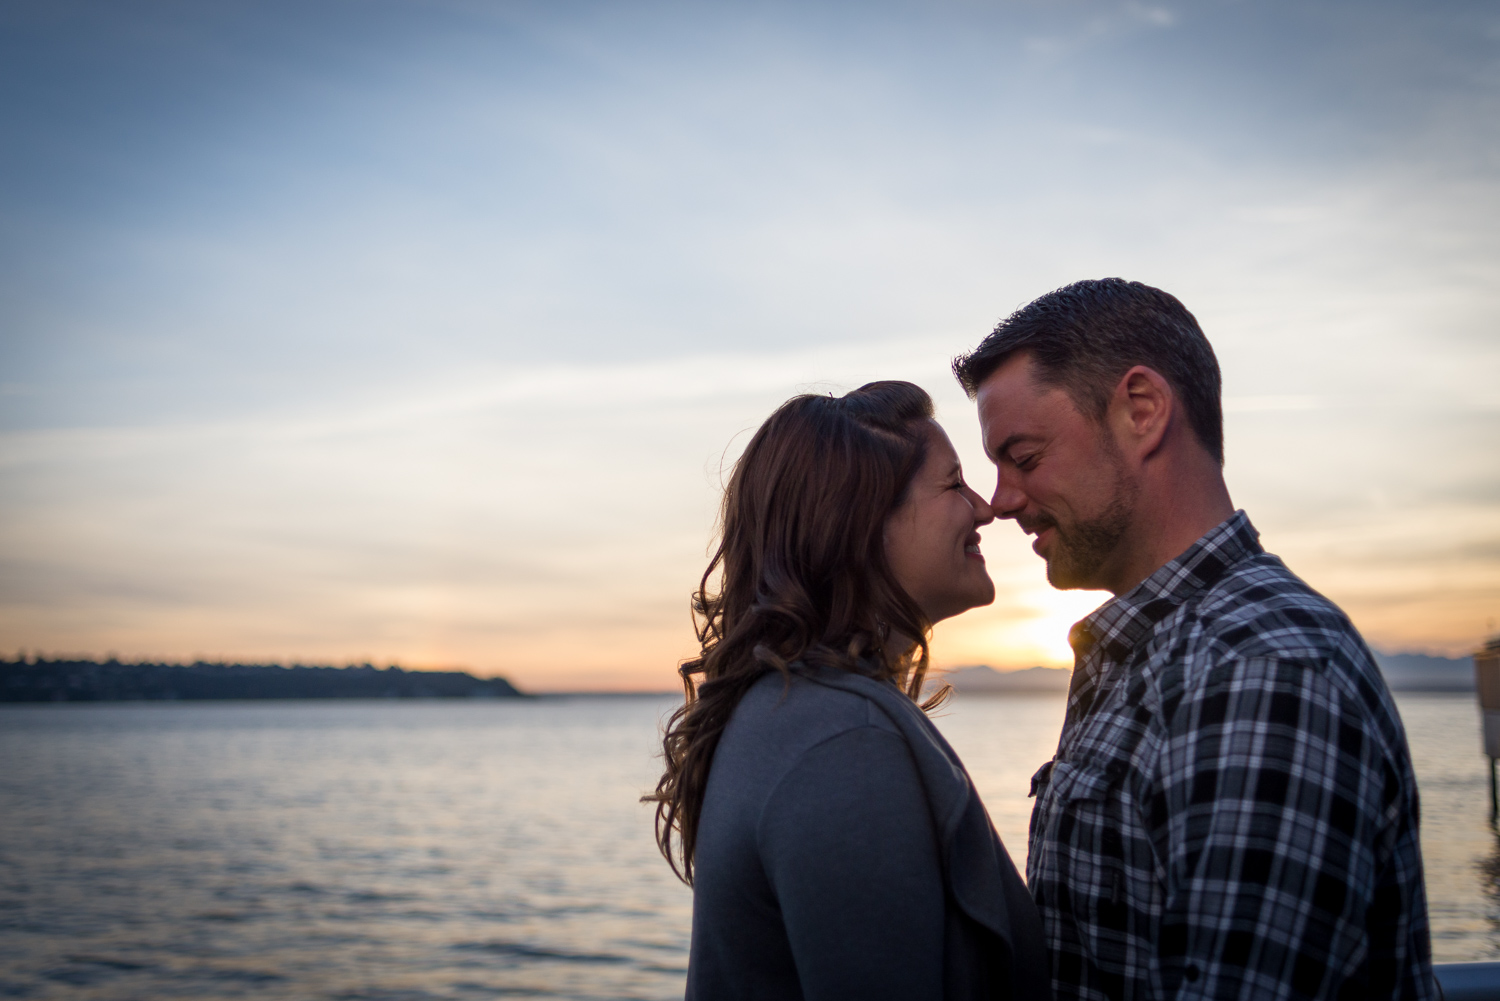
[798,669,1019,939]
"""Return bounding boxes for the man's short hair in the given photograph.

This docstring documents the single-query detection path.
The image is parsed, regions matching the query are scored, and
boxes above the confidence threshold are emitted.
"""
[953,278,1224,465]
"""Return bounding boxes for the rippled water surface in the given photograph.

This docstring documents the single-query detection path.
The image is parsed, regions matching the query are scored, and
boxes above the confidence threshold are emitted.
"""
[2,691,1495,999]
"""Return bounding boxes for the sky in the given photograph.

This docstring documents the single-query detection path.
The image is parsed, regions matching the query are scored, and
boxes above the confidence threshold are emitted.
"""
[1,0,1497,690]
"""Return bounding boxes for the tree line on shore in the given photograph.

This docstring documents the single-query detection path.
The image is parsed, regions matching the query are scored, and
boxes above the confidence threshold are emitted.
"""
[1,657,523,702]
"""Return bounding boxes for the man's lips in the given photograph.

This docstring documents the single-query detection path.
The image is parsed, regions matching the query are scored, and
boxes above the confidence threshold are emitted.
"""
[1017,514,1057,541]
[1031,526,1053,556]
[1015,516,1057,557]
[1016,514,1053,536]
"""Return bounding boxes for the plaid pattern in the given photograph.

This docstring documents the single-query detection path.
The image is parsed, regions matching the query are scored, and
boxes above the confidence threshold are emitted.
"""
[1027,511,1434,1000]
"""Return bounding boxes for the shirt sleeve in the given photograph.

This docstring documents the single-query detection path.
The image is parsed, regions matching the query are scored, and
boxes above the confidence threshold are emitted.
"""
[757,725,947,1001]
[1150,655,1397,1000]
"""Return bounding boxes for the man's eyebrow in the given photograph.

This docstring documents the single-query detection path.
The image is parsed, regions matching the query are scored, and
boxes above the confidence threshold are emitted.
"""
[992,433,1038,460]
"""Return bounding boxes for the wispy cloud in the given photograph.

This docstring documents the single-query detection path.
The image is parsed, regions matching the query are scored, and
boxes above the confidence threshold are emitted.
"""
[2,0,1497,684]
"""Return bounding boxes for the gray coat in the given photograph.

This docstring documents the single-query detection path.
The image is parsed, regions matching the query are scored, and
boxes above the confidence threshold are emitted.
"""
[686,666,1050,1000]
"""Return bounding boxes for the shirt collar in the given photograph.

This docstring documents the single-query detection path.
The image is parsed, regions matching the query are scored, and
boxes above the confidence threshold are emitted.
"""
[1071,509,1262,663]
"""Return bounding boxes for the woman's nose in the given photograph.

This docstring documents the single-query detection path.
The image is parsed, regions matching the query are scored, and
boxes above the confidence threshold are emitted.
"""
[964,485,995,526]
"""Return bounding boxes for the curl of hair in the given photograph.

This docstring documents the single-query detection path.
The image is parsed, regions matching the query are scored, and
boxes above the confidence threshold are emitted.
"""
[644,380,949,885]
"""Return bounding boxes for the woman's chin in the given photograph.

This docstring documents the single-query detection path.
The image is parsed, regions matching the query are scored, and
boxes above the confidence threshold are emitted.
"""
[965,580,997,613]
[933,588,997,624]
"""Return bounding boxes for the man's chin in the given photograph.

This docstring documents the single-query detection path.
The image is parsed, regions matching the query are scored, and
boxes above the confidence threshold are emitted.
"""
[1045,564,1080,590]
[1040,522,1129,592]
[1044,556,1097,591]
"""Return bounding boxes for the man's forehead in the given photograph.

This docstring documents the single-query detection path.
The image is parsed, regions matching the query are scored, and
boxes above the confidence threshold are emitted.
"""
[976,358,1054,411]
[976,363,1077,451]
[976,352,1048,398]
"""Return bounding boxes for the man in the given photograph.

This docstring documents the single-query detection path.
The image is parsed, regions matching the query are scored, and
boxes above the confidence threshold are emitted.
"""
[953,279,1433,1000]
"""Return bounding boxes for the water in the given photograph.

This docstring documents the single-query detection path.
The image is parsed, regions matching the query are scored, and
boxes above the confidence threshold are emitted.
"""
[1,692,1495,999]
[0,698,690,1001]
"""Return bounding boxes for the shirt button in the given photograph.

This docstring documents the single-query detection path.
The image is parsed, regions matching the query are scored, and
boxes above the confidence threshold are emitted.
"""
[1184,965,1200,982]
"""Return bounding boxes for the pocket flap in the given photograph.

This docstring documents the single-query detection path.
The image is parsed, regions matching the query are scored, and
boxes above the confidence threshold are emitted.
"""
[1046,758,1116,803]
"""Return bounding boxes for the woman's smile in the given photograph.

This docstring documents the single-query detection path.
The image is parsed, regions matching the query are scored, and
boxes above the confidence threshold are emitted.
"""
[883,421,997,623]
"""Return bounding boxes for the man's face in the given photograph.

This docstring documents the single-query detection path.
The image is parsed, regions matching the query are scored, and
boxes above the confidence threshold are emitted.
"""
[975,353,1138,591]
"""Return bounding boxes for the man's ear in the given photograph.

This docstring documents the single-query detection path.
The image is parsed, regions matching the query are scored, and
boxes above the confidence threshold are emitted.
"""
[1108,365,1173,459]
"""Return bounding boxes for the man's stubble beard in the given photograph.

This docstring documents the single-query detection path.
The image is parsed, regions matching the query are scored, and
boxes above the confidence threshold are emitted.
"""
[1044,448,1138,591]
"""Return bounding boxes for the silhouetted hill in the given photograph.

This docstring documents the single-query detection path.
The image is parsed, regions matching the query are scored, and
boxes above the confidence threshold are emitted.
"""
[942,651,1477,695]
[0,658,523,702]
[1373,651,1474,692]
[943,664,1070,693]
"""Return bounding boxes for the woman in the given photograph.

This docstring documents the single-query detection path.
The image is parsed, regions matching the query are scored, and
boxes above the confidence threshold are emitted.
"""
[648,381,1049,999]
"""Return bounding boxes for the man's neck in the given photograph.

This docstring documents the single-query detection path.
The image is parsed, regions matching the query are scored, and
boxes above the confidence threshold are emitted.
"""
[1101,461,1235,597]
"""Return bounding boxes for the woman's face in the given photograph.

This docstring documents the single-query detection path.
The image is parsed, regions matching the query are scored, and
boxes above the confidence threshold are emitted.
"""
[883,421,997,625]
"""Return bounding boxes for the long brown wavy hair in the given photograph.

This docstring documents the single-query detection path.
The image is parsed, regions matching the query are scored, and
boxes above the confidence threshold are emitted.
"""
[646,380,948,885]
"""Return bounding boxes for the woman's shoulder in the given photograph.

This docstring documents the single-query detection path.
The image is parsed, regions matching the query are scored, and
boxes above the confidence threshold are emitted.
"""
[729,667,903,750]
[704,669,909,822]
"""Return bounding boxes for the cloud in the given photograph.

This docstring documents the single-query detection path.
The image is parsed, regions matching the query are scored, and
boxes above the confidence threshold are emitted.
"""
[1,0,1497,684]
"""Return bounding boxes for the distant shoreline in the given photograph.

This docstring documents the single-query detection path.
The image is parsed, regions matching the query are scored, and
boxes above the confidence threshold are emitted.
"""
[1,658,524,702]
[4,650,1477,703]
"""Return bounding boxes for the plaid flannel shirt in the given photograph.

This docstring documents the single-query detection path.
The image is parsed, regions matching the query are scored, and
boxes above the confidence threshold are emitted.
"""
[1027,511,1434,1000]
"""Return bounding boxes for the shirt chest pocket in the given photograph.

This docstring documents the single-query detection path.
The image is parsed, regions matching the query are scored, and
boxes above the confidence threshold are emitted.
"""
[1036,758,1138,966]
[1036,759,1133,894]
[1039,759,1125,855]
[1046,759,1116,804]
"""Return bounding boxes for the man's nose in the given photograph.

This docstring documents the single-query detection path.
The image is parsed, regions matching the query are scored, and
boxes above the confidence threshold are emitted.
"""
[991,471,1027,519]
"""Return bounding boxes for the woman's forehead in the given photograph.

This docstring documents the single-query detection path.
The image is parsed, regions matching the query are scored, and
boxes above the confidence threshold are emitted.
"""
[919,420,961,470]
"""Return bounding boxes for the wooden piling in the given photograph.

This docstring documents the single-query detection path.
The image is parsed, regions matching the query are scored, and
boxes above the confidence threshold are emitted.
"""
[1476,638,1500,825]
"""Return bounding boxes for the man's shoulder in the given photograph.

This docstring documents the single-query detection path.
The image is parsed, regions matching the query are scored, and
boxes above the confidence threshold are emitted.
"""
[1141,549,1415,745]
[1138,549,1417,786]
[1189,551,1368,665]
